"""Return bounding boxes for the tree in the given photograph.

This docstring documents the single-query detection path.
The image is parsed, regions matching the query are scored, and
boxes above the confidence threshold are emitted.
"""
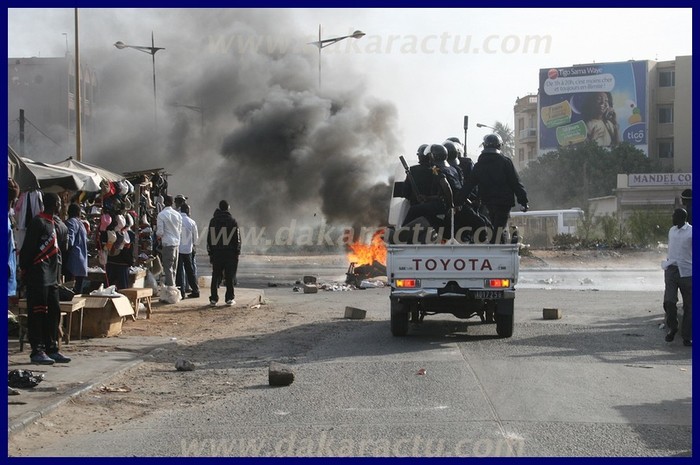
[520,141,663,210]
[492,121,515,159]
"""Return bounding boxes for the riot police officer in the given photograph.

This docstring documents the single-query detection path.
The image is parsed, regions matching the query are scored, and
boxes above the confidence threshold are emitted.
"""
[463,134,529,243]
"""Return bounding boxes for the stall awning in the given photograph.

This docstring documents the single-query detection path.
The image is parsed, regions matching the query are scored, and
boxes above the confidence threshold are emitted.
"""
[21,157,102,193]
[55,158,126,182]
[8,145,41,191]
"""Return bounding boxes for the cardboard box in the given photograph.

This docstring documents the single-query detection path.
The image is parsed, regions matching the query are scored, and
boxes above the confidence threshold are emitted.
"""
[80,295,135,338]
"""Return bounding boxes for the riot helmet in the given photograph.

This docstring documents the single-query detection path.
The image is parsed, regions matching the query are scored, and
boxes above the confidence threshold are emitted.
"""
[429,144,448,164]
[445,137,464,157]
[482,133,503,154]
[416,143,429,164]
[443,141,460,165]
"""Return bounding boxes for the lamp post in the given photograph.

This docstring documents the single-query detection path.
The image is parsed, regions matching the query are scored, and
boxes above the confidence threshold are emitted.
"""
[114,32,165,128]
[308,25,365,88]
[476,123,496,131]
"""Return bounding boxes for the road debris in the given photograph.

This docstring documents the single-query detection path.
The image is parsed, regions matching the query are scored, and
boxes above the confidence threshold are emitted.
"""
[175,359,196,371]
[344,306,367,319]
[416,368,427,376]
[543,308,562,320]
[8,369,44,389]
[97,384,132,393]
[269,361,294,387]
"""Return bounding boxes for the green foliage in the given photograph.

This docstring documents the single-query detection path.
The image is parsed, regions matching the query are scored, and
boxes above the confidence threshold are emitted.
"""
[552,233,579,248]
[597,213,623,243]
[578,204,597,241]
[626,209,673,247]
[492,121,515,159]
[520,141,665,210]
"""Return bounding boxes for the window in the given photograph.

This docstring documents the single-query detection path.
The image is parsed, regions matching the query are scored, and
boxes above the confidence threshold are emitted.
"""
[518,148,525,163]
[659,70,675,87]
[658,106,674,124]
[518,118,524,131]
[658,140,674,158]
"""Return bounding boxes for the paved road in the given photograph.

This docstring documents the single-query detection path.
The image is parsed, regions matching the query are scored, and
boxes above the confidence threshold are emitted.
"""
[20,285,691,457]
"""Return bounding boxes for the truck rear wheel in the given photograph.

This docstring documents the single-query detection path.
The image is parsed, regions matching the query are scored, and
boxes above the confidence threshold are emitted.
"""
[495,313,513,338]
[390,300,409,337]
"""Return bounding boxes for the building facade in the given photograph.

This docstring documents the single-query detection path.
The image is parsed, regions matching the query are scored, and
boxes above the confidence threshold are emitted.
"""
[8,56,97,158]
[515,56,692,174]
[513,94,538,172]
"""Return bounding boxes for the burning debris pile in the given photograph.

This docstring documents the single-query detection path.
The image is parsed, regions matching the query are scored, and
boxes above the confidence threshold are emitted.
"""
[345,230,388,287]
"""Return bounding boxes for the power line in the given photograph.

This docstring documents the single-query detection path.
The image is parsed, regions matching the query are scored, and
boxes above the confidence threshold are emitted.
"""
[21,116,63,147]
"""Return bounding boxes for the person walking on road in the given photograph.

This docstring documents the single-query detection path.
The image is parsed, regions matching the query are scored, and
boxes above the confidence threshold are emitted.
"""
[662,207,692,346]
[18,192,71,365]
[156,195,182,288]
[176,203,200,299]
[207,200,241,307]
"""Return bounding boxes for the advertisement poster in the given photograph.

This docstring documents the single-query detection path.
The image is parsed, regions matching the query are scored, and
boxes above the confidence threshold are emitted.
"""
[538,61,648,155]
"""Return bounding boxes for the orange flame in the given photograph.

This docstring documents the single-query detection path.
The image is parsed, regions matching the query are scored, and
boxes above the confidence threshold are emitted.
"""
[347,230,387,266]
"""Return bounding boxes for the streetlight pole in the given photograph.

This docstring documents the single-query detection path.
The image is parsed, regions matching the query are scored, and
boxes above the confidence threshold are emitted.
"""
[74,8,82,161]
[463,115,469,157]
[476,123,496,131]
[308,25,365,88]
[114,32,165,129]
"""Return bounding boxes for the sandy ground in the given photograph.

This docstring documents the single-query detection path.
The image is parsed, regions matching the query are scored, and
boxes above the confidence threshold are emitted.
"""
[8,248,664,456]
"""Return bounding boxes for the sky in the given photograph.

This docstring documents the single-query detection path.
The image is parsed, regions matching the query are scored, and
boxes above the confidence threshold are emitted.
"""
[5,7,693,231]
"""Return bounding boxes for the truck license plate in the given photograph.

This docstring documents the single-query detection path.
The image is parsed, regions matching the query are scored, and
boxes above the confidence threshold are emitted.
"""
[473,290,503,300]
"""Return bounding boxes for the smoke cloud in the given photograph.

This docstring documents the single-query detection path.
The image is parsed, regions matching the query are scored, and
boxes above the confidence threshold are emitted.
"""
[63,9,401,232]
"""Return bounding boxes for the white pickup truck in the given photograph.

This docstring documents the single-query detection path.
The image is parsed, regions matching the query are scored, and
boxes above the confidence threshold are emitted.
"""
[385,162,520,337]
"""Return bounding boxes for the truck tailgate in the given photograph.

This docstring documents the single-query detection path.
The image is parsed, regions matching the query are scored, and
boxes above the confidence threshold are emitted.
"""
[387,243,519,290]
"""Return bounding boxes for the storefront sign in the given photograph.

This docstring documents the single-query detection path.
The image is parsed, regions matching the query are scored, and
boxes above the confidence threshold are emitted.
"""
[628,173,692,187]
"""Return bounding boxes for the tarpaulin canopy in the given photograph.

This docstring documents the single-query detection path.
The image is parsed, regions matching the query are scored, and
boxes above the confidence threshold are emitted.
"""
[21,157,102,193]
[8,145,41,191]
[55,157,125,182]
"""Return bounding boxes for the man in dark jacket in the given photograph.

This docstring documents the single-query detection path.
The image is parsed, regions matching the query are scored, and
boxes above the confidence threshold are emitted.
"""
[463,134,529,243]
[207,200,241,307]
[19,192,71,364]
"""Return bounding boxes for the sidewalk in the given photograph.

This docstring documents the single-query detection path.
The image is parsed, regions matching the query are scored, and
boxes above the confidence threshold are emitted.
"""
[7,287,264,437]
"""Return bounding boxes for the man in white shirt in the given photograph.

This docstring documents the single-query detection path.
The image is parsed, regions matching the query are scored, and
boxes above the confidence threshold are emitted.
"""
[156,195,182,289]
[176,203,200,299]
[662,208,692,346]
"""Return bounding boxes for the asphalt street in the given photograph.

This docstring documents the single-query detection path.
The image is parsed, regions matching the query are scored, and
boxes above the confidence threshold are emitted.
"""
[13,284,692,457]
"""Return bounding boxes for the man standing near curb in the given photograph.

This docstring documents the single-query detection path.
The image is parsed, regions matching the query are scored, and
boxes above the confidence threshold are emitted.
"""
[19,192,71,365]
[662,207,692,346]
[207,200,241,307]
[156,195,182,290]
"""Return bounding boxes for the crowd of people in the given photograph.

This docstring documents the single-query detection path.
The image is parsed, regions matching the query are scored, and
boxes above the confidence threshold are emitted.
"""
[8,169,243,364]
[154,195,242,307]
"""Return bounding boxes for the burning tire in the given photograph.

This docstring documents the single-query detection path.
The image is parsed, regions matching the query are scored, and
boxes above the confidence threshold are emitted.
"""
[390,298,409,337]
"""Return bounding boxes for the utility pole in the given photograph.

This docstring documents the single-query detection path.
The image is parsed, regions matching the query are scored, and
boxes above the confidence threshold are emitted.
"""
[19,109,25,156]
[74,8,82,161]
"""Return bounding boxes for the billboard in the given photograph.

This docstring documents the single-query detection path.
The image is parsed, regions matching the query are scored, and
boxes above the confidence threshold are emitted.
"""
[538,61,648,155]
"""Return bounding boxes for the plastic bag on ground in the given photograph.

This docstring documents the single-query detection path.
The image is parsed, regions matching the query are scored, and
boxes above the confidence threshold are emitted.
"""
[159,285,181,304]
